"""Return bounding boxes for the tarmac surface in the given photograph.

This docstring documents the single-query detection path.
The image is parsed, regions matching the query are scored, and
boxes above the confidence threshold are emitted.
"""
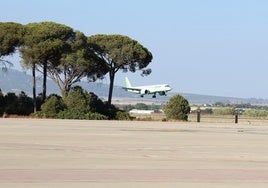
[1,118,268,187]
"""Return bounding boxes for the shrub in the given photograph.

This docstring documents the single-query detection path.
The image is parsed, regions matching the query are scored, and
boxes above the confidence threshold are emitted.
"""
[0,89,4,116]
[243,109,268,117]
[164,94,191,121]
[57,109,87,119]
[30,111,46,118]
[1,91,34,116]
[63,86,118,119]
[115,111,132,120]
[63,86,91,113]
[4,92,22,115]
[87,112,108,120]
[17,91,34,115]
[99,102,118,119]
[41,95,65,118]
[213,108,236,115]
[57,109,108,120]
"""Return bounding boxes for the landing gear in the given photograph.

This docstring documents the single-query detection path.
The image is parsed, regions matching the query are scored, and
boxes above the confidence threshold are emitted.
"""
[159,91,166,96]
[152,95,156,98]
[140,95,144,98]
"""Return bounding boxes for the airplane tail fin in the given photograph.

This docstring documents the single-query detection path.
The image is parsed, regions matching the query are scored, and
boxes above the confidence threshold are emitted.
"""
[125,77,132,88]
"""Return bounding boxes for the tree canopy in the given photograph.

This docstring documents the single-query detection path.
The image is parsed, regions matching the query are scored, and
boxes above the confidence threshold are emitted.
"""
[47,31,108,95]
[88,34,153,105]
[0,22,24,68]
[20,21,74,102]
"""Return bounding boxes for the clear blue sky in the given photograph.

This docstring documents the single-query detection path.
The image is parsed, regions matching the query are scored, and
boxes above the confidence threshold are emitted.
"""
[1,0,268,98]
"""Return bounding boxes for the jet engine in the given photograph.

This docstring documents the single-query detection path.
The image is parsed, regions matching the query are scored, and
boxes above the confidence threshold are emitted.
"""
[140,89,149,95]
[159,91,166,96]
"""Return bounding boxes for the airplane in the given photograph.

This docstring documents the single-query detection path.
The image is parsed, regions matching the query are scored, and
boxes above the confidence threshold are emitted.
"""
[122,77,172,98]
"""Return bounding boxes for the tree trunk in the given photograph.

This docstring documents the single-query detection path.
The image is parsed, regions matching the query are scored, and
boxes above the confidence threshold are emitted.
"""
[42,61,47,102]
[32,63,37,113]
[108,70,115,105]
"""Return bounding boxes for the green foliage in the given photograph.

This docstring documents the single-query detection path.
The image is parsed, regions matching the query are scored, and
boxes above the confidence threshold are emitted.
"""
[30,111,46,118]
[49,31,108,93]
[57,109,88,119]
[0,22,24,71]
[20,23,60,67]
[41,95,65,118]
[122,104,135,112]
[17,91,34,115]
[88,112,108,120]
[202,108,213,114]
[0,22,24,57]
[4,92,18,114]
[1,21,157,117]
[57,109,107,120]
[97,102,118,119]
[115,111,132,120]
[213,108,236,115]
[63,86,91,113]
[214,102,225,107]
[87,92,106,113]
[20,21,75,102]
[121,103,162,112]
[243,109,268,117]
[22,22,73,61]
[88,34,153,105]
[135,103,149,110]
[0,89,4,116]
[2,91,33,115]
[164,94,191,121]
[61,86,118,119]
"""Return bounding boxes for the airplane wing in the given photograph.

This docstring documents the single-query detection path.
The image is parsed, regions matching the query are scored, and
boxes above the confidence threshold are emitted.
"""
[122,87,141,92]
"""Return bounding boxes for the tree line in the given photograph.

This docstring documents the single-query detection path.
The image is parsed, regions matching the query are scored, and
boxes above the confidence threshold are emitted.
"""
[0,21,153,112]
[0,87,132,120]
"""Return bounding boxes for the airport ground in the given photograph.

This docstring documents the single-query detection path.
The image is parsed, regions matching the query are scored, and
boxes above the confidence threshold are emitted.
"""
[0,118,268,188]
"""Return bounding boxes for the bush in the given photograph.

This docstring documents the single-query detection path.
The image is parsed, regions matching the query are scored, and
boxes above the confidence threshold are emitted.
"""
[30,111,46,118]
[116,111,132,120]
[4,92,18,114]
[164,94,191,121]
[17,91,34,115]
[98,102,118,119]
[0,89,4,116]
[41,95,65,118]
[57,109,88,119]
[0,91,34,116]
[87,112,108,120]
[243,109,268,117]
[63,86,91,113]
[213,108,236,115]
[57,109,108,120]
[62,86,118,119]
[135,103,149,110]
[87,92,106,113]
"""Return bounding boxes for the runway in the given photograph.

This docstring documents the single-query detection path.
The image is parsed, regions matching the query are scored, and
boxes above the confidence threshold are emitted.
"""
[1,118,268,187]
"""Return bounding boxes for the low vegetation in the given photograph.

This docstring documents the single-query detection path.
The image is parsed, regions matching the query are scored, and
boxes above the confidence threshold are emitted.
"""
[2,87,268,121]
[0,88,130,120]
[164,94,191,121]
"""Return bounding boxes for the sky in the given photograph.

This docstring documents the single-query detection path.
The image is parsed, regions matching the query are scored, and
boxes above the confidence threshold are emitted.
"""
[1,0,268,99]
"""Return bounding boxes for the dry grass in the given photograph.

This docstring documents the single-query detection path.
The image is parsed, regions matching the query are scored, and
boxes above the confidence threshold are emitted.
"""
[131,112,268,125]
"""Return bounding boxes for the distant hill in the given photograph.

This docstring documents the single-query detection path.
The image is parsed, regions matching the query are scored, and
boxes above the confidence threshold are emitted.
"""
[1,69,268,105]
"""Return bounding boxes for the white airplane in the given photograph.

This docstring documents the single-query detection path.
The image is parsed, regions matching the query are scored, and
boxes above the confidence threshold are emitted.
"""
[122,77,172,98]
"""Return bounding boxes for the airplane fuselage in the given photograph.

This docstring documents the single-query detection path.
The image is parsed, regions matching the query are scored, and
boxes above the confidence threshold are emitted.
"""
[123,77,172,98]
[127,84,171,95]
